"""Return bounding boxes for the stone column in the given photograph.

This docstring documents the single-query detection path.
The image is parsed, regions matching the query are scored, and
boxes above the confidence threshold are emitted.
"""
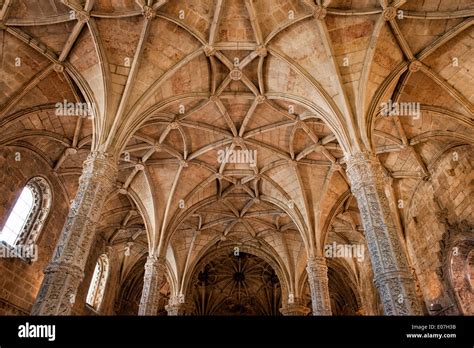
[279,298,311,316]
[31,152,118,315]
[165,301,194,316]
[345,152,422,315]
[138,256,166,315]
[306,256,332,315]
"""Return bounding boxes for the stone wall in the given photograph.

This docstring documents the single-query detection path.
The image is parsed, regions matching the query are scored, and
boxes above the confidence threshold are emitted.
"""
[0,147,70,314]
[71,236,120,315]
[405,145,472,314]
[0,147,122,315]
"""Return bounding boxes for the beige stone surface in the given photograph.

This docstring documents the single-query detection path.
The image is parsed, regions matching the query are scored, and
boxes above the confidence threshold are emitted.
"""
[0,0,472,316]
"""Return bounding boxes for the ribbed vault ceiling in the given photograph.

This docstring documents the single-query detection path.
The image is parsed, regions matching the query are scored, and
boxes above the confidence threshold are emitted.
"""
[0,0,472,303]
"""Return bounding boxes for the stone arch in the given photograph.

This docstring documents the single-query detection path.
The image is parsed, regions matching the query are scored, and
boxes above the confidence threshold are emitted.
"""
[184,245,286,315]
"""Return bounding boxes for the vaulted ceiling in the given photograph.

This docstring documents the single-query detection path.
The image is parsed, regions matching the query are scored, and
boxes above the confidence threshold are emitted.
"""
[0,0,472,305]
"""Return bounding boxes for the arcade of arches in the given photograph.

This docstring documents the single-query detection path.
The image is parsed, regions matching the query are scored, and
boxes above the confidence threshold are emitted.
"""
[0,0,472,316]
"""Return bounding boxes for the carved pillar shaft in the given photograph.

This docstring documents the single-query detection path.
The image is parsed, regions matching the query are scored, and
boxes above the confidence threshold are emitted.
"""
[31,152,118,315]
[306,256,332,315]
[138,256,166,315]
[345,152,422,315]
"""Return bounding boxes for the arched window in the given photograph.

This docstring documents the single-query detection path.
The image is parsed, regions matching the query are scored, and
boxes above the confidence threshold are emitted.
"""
[87,254,109,310]
[0,177,51,250]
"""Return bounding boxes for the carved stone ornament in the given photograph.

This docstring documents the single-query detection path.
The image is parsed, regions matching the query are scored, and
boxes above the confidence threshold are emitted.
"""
[142,5,156,20]
[279,297,311,316]
[313,5,327,20]
[31,152,118,315]
[306,257,332,315]
[409,60,423,73]
[382,7,397,21]
[74,10,90,23]
[138,256,167,315]
[345,152,422,315]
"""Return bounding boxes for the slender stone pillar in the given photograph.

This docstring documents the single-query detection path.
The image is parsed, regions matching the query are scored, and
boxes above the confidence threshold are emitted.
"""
[31,152,118,315]
[138,256,166,315]
[345,152,422,315]
[306,256,332,315]
[279,298,311,316]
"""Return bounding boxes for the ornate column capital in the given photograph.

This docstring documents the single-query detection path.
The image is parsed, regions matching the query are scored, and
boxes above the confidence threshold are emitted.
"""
[345,151,384,194]
[306,256,328,275]
[165,300,195,316]
[144,255,166,274]
[81,151,118,182]
[280,297,311,316]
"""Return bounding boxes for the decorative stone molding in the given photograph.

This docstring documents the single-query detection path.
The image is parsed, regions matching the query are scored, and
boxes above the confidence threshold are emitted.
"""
[74,10,90,23]
[169,121,180,129]
[229,68,242,81]
[135,163,145,171]
[53,63,64,73]
[118,187,128,195]
[279,297,310,316]
[313,5,327,20]
[256,45,268,58]
[345,152,422,315]
[65,147,77,156]
[409,60,423,73]
[382,7,397,21]
[255,95,266,104]
[303,0,326,20]
[233,136,245,147]
[306,256,332,315]
[14,176,52,250]
[141,5,156,20]
[165,301,195,316]
[31,152,118,315]
[138,256,166,315]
